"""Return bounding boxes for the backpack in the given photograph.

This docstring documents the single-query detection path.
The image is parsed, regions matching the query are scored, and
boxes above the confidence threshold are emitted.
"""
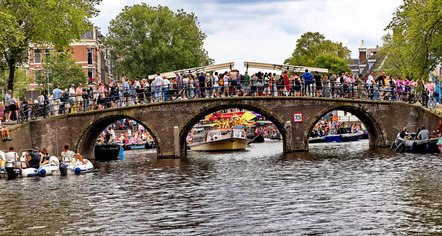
[62,92,69,102]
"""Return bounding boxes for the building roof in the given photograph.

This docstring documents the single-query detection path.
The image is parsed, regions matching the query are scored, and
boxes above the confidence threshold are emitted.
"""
[350,42,386,76]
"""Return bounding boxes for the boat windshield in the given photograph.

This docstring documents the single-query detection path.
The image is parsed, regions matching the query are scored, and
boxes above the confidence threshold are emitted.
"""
[233,129,245,138]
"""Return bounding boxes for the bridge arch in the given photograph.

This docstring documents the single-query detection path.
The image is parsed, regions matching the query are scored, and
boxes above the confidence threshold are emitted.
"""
[179,102,288,154]
[304,104,387,148]
[76,114,160,158]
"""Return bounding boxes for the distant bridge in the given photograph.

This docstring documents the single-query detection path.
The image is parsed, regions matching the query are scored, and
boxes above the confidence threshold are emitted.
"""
[4,97,441,159]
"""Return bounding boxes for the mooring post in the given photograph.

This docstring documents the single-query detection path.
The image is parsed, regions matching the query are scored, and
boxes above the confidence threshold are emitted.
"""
[174,126,180,157]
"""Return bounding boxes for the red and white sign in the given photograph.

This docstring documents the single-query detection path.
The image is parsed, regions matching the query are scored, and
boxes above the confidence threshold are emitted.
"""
[293,113,303,123]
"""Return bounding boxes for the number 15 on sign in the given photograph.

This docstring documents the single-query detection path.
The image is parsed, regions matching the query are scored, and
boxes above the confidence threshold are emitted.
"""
[293,113,303,123]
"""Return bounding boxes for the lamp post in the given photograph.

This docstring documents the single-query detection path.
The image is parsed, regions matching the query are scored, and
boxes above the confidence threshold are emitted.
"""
[45,69,52,91]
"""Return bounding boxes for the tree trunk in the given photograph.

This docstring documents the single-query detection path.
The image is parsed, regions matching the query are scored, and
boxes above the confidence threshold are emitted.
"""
[8,63,16,92]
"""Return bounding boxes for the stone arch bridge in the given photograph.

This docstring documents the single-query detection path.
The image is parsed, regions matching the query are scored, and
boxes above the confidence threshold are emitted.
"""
[4,97,441,159]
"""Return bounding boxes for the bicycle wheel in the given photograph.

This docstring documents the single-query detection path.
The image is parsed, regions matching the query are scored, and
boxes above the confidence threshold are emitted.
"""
[18,111,24,123]
[427,97,437,109]
[30,110,37,120]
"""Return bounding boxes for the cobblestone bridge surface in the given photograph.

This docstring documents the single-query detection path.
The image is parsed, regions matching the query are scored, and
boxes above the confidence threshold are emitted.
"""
[3,97,441,159]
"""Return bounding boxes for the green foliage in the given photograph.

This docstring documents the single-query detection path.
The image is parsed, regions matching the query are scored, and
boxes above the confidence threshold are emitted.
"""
[385,0,442,80]
[284,32,351,66]
[313,53,351,75]
[36,51,87,89]
[0,0,101,91]
[106,3,214,78]
[0,67,32,99]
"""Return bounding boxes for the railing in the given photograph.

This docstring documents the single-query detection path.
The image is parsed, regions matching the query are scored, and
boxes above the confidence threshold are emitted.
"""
[12,79,439,123]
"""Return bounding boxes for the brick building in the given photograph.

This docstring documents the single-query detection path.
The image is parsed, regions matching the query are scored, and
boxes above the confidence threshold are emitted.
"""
[349,40,386,77]
[25,26,112,88]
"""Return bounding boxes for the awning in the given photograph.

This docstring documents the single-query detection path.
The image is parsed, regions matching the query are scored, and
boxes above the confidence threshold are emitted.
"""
[148,62,235,79]
[244,61,328,73]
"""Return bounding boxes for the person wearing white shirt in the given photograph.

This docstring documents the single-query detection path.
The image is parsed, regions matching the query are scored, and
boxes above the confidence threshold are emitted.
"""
[154,73,163,102]
[163,77,170,101]
[366,72,374,98]
[213,72,219,97]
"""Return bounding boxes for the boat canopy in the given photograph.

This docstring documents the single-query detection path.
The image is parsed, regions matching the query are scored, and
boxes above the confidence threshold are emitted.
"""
[148,62,235,79]
[244,61,329,74]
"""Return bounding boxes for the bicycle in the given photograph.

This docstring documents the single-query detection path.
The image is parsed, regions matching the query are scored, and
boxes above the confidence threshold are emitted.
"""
[17,106,36,123]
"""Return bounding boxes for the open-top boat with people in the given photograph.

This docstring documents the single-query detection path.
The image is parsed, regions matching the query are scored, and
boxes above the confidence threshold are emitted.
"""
[189,128,249,152]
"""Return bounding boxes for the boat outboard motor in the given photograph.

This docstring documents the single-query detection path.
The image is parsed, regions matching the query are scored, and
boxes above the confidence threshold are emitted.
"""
[5,160,18,180]
[59,162,67,176]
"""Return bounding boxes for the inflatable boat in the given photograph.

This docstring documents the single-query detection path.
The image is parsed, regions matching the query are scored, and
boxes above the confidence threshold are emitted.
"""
[63,160,94,175]
[393,133,440,153]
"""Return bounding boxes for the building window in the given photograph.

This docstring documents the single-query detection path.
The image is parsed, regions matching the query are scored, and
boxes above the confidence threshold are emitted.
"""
[87,48,93,65]
[35,69,42,83]
[34,49,41,64]
[88,68,93,80]
[45,49,51,58]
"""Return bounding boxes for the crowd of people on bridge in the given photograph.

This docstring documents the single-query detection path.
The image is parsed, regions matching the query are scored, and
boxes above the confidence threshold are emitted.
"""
[1,69,440,122]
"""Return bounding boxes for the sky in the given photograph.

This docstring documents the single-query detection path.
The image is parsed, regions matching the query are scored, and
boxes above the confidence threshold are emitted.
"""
[91,0,404,74]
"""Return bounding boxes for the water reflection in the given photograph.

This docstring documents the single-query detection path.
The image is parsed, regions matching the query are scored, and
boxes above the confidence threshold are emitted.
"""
[0,140,441,235]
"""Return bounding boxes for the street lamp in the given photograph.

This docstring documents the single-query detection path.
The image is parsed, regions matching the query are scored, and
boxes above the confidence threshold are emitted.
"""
[45,69,52,91]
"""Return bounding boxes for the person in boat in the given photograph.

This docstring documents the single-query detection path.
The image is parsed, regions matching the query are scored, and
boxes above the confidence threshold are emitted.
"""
[438,120,442,137]
[399,127,407,139]
[40,148,50,165]
[417,126,429,140]
[5,146,19,163]
[28,148,42,168]
[61,144,75,163]
[73,153,88,165]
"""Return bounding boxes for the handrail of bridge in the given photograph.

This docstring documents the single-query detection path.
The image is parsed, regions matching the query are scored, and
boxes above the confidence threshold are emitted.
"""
[13,80,438,123]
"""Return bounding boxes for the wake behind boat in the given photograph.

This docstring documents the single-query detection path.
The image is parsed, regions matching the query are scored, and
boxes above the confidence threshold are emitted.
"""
[189,128,248,152]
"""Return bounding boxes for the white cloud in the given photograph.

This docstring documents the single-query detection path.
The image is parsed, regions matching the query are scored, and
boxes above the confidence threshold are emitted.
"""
[92,0,403,74]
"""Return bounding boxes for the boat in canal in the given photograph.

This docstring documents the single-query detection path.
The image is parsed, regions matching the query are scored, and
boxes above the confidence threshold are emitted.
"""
[189,128,248,152]
[308,136,327,143]
[95,143,121,161]
[123,141,156,150]
[393,133,439,153]
[340,131,364,142]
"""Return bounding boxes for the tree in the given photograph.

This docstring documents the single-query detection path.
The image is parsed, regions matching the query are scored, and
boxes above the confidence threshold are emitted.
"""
[284,32,351,66]
[0,67,32,100]
[35,51,87,89]
[106,4,213,78]
[386,0,442,79]
[378,30,407,78]
[0,0,101,91]
[313,53,351,75]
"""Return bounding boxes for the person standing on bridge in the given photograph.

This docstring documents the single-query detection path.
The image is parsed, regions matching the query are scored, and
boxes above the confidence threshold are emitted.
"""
[301,69,313,96]
[52,85,62,116]
[154,73,163,102]
[198,73,207,98]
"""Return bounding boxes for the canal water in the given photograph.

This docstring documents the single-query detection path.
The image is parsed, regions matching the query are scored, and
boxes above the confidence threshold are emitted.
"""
[0,140,441,235]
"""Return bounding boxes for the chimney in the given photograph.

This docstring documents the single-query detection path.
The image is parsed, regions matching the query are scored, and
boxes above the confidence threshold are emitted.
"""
[359,40,367,62]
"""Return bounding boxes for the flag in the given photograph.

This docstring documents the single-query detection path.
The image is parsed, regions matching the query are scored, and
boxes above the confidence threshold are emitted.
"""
[240,111,256,123]
[98,47,102,55]
[205,114,213,121]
